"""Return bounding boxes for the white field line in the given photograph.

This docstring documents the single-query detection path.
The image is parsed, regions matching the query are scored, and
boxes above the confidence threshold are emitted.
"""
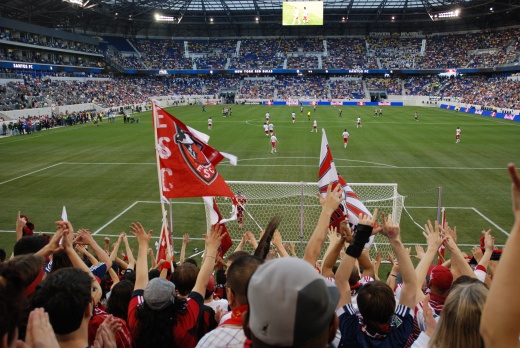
[0,162,63,185]
[404,206,508,236]
[92,201,140,235]
[91,200,205,235]
[471,207,509,236]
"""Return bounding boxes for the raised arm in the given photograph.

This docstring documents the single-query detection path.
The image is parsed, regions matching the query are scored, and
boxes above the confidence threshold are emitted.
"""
[60,221,102,297]
[192,224,223,297]
[180,233,190,264]
[322,229,347,278]
[76,244,99,266]
[76,229,113,269]
[129,222,153,291]
[15,211,26,241]
[303,182,343,266]
[335,211,377,308]
[380,212,417,310]
[480,163,520,348]
[444,224,477,279]
[122,232,136,270]
[271,230,290,258]
[414,220,445,304]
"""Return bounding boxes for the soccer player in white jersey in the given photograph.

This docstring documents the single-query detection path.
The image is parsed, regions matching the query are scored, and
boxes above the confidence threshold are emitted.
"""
[312,119,317,132]
[265,112,270,122]
[342,129,350,148]
[268,122,274,134]
[415,112,419,121]
[357,117,362,128]
[208,117,212,130]
[374,108,378,117]
[263,122,269,136]
[292,7,300,25]
[291,111,296,123]
[456,127,462,143]
[270,133,278,154]
[302,7,309,23]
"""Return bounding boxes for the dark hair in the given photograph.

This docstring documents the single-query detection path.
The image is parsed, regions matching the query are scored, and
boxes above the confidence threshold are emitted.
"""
[106,280,134,321]
[7,254,46,290]
[172,263,199,296]
[357,281,396,332]
[0,262,25,346]
[135,297,187,347]
[226,251,250,264]
[30,268,92,335]
[121,269,136,284]
[13,235,48,256]
[148,269,161,280]
[226,255,263,306]
[452,275,485,289]
[0,248,6,262]
[184,258,198,268]
[5,254,46,340]
[348,266,360,286]
[49,250,73,273]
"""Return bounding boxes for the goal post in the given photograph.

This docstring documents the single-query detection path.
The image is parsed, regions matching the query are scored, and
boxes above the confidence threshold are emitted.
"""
[207,181,405,259]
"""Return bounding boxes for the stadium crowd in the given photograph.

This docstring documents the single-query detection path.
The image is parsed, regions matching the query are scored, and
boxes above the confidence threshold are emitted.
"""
[1,164,520,348]
[2,72,519,112]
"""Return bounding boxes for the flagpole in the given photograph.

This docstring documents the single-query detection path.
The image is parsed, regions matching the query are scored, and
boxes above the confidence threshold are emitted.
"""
[436,185,443,223]
[152,102,174,265]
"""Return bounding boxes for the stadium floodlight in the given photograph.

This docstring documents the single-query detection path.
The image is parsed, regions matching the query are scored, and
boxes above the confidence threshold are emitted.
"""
[155,13,177,22]
[63,0,85,5]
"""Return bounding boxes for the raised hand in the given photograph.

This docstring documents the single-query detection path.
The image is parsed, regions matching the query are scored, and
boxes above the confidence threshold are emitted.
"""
[129,222,152,246]
[472,246,484,262]
[327,226,340,244]
[380,211,399,241]
[413,244,426,260]
[358,208,378,227]
[76,229,95,246]
[205,223,224,253]
[483,229,495,251]
[318,182,343,215]
[182,233,191,245]
[16,210,27,230]
[272,229,283,247]
[423,220,445,250]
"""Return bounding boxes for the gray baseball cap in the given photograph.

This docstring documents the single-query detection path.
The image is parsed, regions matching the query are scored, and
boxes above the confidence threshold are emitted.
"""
[143,277,175,311]
[247,257,340,346]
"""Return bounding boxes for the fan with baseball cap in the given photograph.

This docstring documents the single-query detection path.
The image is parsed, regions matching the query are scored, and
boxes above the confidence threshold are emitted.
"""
[244,257,340,347]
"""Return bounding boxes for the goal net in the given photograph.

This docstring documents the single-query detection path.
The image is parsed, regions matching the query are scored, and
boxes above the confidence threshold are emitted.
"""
[207,181,405,260]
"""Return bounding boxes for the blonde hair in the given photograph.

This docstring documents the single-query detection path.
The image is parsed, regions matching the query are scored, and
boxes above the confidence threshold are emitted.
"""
[429,281,488,348]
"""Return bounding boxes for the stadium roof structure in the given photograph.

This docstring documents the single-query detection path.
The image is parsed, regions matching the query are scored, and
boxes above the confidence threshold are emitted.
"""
[1,0,519,37]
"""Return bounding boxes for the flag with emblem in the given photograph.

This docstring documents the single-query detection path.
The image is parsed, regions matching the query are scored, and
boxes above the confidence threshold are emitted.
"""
[153,103,236,199]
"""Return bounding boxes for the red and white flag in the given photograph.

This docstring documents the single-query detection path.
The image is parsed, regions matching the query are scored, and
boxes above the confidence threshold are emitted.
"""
[153,104,236,199]
[203,197,234,257]
[318,129,373,234]
[156,217,174,265]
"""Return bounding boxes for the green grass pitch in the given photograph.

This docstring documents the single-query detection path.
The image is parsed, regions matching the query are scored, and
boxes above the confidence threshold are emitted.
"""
[1,104,519,261]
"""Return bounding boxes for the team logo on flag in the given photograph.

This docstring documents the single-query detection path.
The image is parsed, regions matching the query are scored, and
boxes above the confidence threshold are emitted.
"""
[174,124,218,184]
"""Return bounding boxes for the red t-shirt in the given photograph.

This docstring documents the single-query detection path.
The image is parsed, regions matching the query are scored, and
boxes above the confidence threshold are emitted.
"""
[128,289,203,348]
[89,306,133,348]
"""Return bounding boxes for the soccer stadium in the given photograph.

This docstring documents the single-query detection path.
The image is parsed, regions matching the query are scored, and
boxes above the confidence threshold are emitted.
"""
[0,0,519,346]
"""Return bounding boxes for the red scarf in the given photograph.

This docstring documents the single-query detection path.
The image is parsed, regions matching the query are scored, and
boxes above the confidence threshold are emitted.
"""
[220,304,248,327]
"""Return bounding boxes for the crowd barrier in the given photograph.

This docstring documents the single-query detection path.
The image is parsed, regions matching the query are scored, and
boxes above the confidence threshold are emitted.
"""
[262,101,404,106]
[440,104,519,122]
